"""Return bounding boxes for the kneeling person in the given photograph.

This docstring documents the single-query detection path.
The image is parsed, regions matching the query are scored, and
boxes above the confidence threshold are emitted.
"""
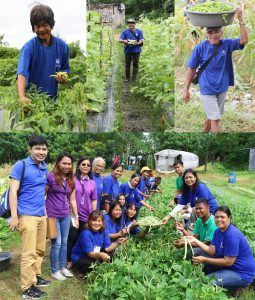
[71,211,124,276]
[175,199,217,255]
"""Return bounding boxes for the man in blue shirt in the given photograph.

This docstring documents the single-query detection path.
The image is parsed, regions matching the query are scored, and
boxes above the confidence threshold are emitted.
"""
[119,18,144,81]
[182,6,248,132]
[9,135,49,299]
[17,4,70,104]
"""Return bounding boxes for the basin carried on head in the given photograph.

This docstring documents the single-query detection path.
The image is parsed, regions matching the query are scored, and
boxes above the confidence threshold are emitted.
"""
[185,3,236,27]
[0,252,13,272]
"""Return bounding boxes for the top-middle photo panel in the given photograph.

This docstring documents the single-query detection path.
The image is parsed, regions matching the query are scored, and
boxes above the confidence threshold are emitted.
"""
[86,0,174,132]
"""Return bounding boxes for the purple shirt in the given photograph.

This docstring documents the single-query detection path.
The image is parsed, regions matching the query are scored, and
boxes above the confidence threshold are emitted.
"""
[75,176,97,222]
[45,172,73,218]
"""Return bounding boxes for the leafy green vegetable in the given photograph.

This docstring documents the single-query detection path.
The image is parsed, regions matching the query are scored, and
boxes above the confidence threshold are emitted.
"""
[189,2,233,13]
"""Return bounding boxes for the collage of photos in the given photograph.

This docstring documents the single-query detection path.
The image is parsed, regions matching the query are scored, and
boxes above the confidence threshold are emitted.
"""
[0,1,255,300]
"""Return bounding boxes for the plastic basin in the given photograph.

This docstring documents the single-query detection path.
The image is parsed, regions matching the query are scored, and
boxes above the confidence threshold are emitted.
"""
[0,252,13,272]
[185,3,236,27]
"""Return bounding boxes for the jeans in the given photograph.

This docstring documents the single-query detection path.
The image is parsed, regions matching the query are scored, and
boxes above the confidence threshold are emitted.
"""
[125,53,140,80]
[50,216,70,273]
[204,265,249,291]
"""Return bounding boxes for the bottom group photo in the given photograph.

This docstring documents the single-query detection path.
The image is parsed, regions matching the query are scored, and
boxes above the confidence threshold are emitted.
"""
[0,132,255,300]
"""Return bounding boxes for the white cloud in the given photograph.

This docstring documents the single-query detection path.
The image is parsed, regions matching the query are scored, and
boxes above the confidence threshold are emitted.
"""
[0,0,86,50]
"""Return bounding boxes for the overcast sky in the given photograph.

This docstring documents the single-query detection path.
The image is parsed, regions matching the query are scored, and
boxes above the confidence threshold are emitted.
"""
[0,0,86,50]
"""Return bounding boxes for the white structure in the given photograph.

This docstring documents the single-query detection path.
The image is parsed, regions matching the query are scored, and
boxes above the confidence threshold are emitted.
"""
[154,149,199,173]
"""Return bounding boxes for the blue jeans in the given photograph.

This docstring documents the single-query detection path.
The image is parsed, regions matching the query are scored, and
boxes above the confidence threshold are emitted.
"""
[50,216,70,273]
[204,265,249,291]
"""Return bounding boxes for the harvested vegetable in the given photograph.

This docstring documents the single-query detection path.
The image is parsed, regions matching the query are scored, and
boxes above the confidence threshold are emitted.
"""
[50,71,69,81]
[174,211,185,223]
[182,236,195,260]
[189,2,233,13]
[137,216,162,227]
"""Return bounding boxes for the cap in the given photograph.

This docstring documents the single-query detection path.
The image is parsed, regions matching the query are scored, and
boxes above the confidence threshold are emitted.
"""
[141,166,151,172]
[206,27,222,32]
[127,18,136,23]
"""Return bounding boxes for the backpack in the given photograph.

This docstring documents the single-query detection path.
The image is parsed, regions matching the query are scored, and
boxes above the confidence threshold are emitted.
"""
[0,160,26,219]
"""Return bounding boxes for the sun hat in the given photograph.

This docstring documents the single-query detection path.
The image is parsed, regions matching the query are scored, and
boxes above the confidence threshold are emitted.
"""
[141,166,151,172]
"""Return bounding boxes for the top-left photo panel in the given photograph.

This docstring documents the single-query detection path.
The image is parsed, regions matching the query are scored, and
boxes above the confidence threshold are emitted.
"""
[0,0,86,132]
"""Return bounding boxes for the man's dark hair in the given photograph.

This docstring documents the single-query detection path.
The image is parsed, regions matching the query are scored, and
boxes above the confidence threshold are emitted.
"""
[30,4,55,32]
[173,160,183,167]
[28,135,48,147]
[195,198,209,207]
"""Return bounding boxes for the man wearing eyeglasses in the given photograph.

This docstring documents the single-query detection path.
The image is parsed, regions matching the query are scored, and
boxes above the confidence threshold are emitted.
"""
[119,18,144,82]
[182,5,248,132]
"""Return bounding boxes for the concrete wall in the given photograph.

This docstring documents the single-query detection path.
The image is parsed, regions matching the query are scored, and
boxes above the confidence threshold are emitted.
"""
[88,3,125,27]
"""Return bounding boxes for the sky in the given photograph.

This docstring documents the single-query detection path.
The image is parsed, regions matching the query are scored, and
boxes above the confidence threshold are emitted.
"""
[0,0,86,50]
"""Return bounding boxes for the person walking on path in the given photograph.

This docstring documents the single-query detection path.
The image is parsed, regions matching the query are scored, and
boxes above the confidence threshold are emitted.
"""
[182,5,248,132]
[119,18,144,82]
[9,135,50,299]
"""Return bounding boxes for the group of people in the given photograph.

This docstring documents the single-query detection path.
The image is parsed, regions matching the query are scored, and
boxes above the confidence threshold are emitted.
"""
[162,160,255,295]
[7,136,255,299]
[8,135,159,299]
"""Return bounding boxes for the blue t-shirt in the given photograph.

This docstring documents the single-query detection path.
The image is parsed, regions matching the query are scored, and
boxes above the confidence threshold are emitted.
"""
[119,182,143,209]
[102,175,120,202]
[124,217,140,236]
[138,176,147,195]
[180,182,218,215]
[93,174,103,210]
[104,213,123,236]
[71,229,111,263]
[211,224,255,283]
[9,156,47,216]
[17,36,70,98]
[119,28,144,54]
[187,38,244,95]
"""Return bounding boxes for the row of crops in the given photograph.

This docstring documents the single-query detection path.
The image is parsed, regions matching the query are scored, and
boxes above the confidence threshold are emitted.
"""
[130,17,174,108]
[83,178,255,299]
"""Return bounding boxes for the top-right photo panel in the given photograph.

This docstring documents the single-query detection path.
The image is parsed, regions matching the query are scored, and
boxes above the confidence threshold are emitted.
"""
[175,0,255,132]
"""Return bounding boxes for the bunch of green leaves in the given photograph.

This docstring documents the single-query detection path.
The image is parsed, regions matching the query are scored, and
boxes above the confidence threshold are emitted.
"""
[189,2,233,13]
[131,18,175,107]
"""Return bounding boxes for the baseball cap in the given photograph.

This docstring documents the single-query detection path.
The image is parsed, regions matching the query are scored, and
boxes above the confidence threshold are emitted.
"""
[141,166,151,172]
[127,18,136,23]
[206,27,222,32]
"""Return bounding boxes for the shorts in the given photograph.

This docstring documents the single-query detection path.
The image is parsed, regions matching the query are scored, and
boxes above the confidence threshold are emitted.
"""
[200,92,227,120]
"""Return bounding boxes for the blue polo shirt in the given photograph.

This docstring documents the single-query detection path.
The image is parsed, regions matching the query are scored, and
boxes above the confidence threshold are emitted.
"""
[119,182,143,209]
[93,174,103,210]
[180,182,218,215]
[17,36,70,98]
[124,217,140,236]
[119,28,144,54]
[102,175,120,202]
[104,213,123,236]
[211,224,255,283]
[187,38,244,95]
[138,176,147,195]
[9,156,47,216]
[71,229,111,263]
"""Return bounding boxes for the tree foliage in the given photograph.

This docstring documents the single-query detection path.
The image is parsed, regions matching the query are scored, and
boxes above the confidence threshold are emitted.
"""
[0,133,254,169]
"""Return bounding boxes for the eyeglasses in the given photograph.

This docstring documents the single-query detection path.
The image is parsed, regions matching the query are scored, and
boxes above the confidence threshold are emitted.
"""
[81,163,91,167]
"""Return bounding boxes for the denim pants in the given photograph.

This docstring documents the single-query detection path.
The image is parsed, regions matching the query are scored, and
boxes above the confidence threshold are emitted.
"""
[204,265,249,291]
[50,216,70,273]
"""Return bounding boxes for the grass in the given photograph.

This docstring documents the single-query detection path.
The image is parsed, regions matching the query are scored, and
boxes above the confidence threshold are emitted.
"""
[0,164,255,299]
